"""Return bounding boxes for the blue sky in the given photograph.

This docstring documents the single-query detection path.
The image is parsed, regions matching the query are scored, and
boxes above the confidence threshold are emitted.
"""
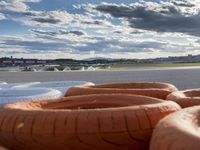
[0,0,200,59]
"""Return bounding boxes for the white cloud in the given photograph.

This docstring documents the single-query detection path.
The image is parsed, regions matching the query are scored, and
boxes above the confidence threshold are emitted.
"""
[0,0,27,12]
[80,0,200,37]
[0,13,5,20]
[1,0,200,59]
[22,0,41,2]
[16,10,73,27]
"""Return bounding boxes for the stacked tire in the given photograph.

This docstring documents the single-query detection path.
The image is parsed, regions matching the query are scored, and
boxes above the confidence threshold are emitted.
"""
[0,94,180,150]
[150,106,200,150]
[66,82,178,100]
[150,88,200,150]
[29,81,94,96]
[2,81,200,150]
[167,89,200,108]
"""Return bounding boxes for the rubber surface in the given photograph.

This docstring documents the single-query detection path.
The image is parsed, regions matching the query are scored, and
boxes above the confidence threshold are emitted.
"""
[0,94,180,150]
[0,88,62,105]
[167,89,200,108]
[30,81,94,96]
[65,82,178,99]
[0,146,7,150]
[150,106,200,150]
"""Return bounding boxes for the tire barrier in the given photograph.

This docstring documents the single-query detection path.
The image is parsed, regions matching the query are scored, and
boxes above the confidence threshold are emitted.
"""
[0,94,180,150]
[167,89,200,108]
[65,82,178,100]
[0,81,6,92]
[150,106,200,150]
[0,88,62,106]
[0,82,40,89]
[0,82,7,85]
[29,81,94,96]
[0,146,7,150]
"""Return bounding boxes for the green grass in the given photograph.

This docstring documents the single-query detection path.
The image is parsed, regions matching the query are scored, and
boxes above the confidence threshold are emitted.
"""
[156,63,200,67]
[99,63,200,71]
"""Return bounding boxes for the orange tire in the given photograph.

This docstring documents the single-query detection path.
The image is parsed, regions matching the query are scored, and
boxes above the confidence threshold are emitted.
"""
[0,94,180,150]
[167,89,200,108]
[65,82,178,99]
[0,146,7,150]
[150,106,200,150]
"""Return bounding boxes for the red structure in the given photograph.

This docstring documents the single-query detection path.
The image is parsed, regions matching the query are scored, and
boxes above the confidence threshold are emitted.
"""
[0,58,48,66]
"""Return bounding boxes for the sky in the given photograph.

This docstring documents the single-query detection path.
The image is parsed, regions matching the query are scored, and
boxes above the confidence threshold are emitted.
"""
[0,0,200,59]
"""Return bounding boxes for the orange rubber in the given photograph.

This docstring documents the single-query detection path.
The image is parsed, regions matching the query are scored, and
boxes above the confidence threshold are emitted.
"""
[0,94,180,150]
[150,106,200,150]
[65,82,178,99]
[167,89,200,108]
[0,146,7,150]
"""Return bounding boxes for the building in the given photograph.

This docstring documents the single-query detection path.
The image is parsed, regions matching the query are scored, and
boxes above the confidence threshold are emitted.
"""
[0,58,51,66]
